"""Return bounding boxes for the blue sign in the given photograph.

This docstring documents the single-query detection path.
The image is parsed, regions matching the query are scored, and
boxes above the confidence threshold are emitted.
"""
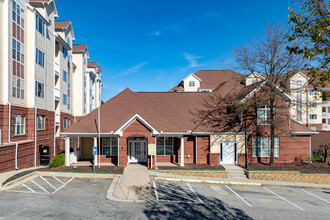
[93,146,97,155]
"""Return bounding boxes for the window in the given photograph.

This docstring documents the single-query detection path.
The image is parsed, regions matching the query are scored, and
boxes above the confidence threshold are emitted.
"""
[296,80,302,86]
[296,114,302,121]
[63,118,68,129]
[296,91,302,99]
[309,114,317,120]
[63,94,67,105]
[36,14,44,36]
[12,77,24,99]
[309,90,316,96]
[257,105,271,125]
[252,137,279,157]
[37,115,45,130]
[156,137,173,155]
[63,71,67,82]
[36,48,44,67]
[189,81,195,87]
[35,81,44,98]
[309,102,317,108]
[13,115,25,135]
[66,36,71,46]
[102,137,118,156]
[310,126,317,131]
[68,98,70,110]
[199,89,211,92]
[63,47,67,59]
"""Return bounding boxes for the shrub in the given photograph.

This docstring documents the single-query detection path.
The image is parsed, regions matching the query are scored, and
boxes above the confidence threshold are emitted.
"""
[310,152,324,163]
[49,151,65,168]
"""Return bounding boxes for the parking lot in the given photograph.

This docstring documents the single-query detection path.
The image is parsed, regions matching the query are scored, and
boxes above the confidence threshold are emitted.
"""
[1,176,330,219]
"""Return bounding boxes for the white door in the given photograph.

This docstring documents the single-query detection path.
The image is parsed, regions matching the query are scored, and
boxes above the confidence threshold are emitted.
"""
[221,142,236,164]
[128,141,147,163]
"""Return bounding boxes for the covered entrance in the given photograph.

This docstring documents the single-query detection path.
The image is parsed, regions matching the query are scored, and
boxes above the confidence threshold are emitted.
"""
[220,141,237,164]
[128,136,147,163]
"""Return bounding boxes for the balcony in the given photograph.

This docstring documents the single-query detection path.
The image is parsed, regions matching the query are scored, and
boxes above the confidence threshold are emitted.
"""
[55,62,60,76]
[54,88,60,101]
[55,114,60,126]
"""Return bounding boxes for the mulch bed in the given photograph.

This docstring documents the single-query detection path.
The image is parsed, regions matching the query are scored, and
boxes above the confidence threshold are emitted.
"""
[2,166,124,186]
[245,162,330,174]
[155,163,225,170]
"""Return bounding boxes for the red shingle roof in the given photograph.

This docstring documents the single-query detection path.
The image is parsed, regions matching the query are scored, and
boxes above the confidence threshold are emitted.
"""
[73,44,87,52]
[55,21,71,29]
[311,131,330,150]
[88,61,97,67]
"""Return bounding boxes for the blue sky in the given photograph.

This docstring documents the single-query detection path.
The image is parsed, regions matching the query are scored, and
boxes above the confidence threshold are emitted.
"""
[56,0,294,101]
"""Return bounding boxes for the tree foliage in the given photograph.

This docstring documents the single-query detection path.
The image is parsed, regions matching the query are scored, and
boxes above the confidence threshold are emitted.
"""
[287,0,330,88]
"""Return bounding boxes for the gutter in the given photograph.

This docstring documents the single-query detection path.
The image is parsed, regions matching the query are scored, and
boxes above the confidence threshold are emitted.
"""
[291,131,319,135]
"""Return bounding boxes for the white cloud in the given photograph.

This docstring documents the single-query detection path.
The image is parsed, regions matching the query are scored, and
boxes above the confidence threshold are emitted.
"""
[183,52,203,68]
[111,62,149,78]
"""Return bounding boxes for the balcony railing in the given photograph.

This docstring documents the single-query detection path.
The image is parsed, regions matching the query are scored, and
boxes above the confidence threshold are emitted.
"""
[54,88,60,101]
[55,62,60,76]
[55,114,60,126]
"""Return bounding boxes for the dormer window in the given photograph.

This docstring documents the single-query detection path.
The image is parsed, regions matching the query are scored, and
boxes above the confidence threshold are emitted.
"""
[189,81,195,87]
[296,80,302,87]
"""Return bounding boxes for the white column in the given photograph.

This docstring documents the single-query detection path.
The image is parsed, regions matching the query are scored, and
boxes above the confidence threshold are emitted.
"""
[93,137,98,166]
[73,138,77,163]
[65,137,70,166]
[78,137,82,160]
[180,137,185,167]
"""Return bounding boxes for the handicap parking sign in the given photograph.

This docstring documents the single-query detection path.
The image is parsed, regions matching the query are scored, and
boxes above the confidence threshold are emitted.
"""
[93,146,97,155]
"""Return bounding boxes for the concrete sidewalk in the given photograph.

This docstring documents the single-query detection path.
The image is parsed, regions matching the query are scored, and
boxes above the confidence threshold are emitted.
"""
[114,164,152,201]
[149,171,330,190]
[0,166,43,189]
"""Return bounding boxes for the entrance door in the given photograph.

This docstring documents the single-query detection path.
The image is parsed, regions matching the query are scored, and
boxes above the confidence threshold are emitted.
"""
[221,142,236,164]
[128,140,147,163]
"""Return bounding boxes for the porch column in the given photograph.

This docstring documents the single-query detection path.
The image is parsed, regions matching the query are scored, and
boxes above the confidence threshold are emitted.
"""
[65,137,70,166]
[180,137,185,167]
[93,137,98,166]
[73,138,77,163]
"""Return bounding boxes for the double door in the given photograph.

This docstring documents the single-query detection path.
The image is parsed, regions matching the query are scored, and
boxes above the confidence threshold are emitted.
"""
[128,140,147,163]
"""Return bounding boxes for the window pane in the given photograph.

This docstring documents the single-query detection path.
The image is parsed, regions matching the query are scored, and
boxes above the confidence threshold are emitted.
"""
[157,137,164,155]
[165,146,172,155]
[103,137,110,146]
[103,147,110,156]
[112,137,118,147]
[111,146,118,156]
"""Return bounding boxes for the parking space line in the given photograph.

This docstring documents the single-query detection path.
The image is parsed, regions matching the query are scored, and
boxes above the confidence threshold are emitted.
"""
[264,187,305,211]
[186,183,203,204]
[302,189,330,204]
[53,176,65,184]
[51,177,74,195]
[153,181,159,201]
[40,176,57,191]
[22,184,36,193]
[225,185,252,207]
[6,189,47,195]
[31,180,50,194]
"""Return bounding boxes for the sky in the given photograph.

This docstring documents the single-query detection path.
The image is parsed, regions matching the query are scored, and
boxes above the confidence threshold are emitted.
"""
[55,0,296,101]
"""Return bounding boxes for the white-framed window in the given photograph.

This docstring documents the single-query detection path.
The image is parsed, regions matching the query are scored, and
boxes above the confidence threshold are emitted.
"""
[296,114,302,121]
[296,91,302,99]
[296,80,302,86]
[12,77,24,99]
[189,81,195,87]
[309,102,317,108]
[102,137,118,156]
[37,114,45,130]
[309,90,316,96]
[63,71,67,82]
[156,137,173,155]
[13,1,24,28]
[257,105,271,125]
[309,114,317,120]
[310,126,317,131]
[35,81,44,98]
[68,98,70,110]
[252,137,279,157]
[63,118,68,129]
[36,14,45,36]
[13,114,25,135]
[36,48,44,67]
[63,94,67,105]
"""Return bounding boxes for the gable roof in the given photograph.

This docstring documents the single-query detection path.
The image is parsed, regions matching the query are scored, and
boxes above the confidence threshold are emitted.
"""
[170,70,242,91]
[88,61,97,67]
[290,119,318,135]
[55,21,70,28]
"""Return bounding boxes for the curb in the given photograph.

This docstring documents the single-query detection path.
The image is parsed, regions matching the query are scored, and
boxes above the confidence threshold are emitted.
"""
[106,176,147,203]
[153,177,262,186]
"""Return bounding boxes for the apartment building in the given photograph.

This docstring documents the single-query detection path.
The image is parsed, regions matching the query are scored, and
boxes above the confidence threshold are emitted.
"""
[87,61,102,112]
[0,0,102,173]
[171,70,329,131]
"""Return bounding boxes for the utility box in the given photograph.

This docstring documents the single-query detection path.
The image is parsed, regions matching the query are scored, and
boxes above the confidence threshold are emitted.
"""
[39,145,50,166]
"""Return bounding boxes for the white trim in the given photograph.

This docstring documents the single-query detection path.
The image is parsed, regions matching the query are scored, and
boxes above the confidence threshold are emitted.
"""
[291,131,319,135]
[240,81,266,103]
[183,73,202,82]
[220,141,238,165]
[114,114,159,136]
[292,71,310,80]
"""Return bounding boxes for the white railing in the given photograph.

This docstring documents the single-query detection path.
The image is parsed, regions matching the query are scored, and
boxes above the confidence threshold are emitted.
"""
[69,152,77,164]
[54,88,60,101]
[55,62,60,76]
[55,114,60,125]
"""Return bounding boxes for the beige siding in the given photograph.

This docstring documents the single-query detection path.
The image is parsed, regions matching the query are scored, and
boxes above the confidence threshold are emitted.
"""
[183,75,200,92]
[210,134,245,154]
